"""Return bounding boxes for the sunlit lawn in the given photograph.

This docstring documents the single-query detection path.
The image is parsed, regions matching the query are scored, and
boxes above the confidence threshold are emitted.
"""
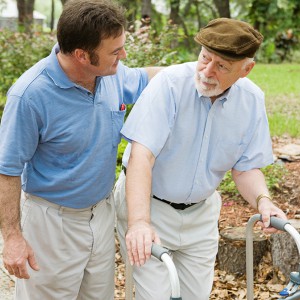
[248,64,300,137]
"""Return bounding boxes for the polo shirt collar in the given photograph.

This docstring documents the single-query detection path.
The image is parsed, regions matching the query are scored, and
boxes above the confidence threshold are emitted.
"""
[45,43,77,89]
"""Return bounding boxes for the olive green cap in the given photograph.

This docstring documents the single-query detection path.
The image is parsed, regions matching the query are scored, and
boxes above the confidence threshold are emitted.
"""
[194,18,263,61]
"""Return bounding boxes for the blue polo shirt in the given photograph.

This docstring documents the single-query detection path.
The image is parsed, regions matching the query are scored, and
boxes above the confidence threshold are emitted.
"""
[121,62,273,204]
[0,44,148,208]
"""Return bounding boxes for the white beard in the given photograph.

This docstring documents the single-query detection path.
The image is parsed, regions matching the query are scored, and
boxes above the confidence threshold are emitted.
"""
[194,72,224,98]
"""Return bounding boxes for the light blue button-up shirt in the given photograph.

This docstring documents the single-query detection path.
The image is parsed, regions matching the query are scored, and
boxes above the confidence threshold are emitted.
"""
[121,62,273,204]
[0,44,148,208]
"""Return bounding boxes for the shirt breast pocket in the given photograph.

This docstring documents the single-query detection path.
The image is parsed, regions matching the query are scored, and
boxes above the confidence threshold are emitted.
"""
[211,140,246,172]
[111,110,126,147]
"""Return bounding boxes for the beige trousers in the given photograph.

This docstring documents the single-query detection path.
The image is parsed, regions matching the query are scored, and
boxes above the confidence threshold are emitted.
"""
[114,171,221,300]
[15,193,115,300]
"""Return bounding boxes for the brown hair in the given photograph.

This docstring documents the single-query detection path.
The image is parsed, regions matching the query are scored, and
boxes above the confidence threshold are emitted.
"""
[57,0,126,54]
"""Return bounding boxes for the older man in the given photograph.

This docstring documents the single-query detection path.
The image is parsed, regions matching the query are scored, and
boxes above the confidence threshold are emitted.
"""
[114,18,287,300]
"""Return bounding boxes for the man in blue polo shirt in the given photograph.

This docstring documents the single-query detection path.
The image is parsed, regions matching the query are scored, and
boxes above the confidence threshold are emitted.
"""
[114,18,287,300]
[0,0,162,299]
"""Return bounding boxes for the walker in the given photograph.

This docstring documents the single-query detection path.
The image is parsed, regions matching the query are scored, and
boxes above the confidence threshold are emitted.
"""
[153,214,300,300]
[126,214,300,299]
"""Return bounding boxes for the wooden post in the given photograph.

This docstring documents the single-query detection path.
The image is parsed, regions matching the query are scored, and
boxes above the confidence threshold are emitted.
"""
[217,227,268,275]
[270,219,300,279]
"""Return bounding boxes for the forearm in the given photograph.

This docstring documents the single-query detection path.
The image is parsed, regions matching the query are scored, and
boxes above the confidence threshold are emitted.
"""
[0,174,22,240]
[231,168,269,209]
[125,142,157,265]
[126,143,155,227]
[144,66,165,80]
[232,167,287,230]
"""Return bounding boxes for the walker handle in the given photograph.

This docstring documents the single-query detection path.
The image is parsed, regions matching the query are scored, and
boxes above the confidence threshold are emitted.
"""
[268,215,290,231]
[151,243,169,261]
[249,214,290,230]
[151,244,182,300]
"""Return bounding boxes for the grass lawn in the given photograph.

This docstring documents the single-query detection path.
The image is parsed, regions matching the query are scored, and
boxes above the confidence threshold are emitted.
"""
[248,64,300,137]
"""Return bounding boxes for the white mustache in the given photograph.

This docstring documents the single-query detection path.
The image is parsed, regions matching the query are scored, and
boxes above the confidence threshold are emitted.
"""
[197,72,218,85]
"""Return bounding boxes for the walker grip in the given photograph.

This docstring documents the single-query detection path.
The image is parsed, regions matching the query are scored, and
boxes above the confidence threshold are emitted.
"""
[267,215,290,231]
[151,244,169,261]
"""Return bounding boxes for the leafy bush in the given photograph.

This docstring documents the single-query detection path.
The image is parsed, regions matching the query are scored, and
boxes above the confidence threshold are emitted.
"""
[0,29,56,96]
[218,164,287,200]
[124,22,197,68]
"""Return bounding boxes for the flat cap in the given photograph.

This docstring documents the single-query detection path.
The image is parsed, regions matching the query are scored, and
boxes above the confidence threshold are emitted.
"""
[194,18,263,61]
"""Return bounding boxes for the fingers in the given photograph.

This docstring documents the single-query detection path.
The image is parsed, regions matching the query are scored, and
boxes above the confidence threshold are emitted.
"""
[258,203,288,233]
[3,237,39,279]
[126,231,151,266]
[125,221,158,267]
[4,261,30,279]
[27,247,40,272]
[261,211,270,228]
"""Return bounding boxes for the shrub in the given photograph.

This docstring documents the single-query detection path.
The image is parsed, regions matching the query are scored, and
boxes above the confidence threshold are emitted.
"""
[218,164,287,200]
[0,29,56,97]
[124,21,197,68]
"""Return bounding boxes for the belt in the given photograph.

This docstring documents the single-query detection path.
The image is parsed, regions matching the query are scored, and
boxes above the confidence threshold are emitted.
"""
[152,195,197,210]
[122,166,197,210]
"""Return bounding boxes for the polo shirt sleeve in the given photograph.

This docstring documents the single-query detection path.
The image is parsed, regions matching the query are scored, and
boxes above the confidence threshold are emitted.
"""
[119,63,149,105]
[0,95,39,175]
[121,71,176,157]
[233,108,274,171]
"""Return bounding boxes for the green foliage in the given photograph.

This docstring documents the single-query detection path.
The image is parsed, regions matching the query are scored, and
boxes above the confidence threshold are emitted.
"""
[0,94,5,119]
[248,0,300,63]
[124,22,197,67]
[0,29,56,96]
[116,138,128,179]
[218,164,287,200]
[218,171,239,198]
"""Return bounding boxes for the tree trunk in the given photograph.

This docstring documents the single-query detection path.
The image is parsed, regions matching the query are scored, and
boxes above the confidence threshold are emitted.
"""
[271,219,300,279]
[213,0,230,18]
[61,0,68,5]
[141,0,151,27]
[217,227,268,275]
[141,0,151,18]
[119,0,138,31]
[17,0,35,32]
[169,0,181,25]
[50,0,55,31]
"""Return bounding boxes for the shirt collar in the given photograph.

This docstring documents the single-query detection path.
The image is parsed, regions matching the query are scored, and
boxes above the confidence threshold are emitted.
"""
[45,43,77,89]
[196,86,231,106]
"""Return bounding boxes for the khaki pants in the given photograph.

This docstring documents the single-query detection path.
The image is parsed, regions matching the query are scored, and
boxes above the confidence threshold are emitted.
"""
[114,171,221,300]
[15,193,115,300]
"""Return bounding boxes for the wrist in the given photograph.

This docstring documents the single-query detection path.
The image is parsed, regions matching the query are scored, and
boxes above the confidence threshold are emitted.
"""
[128,218,150,227]
[2,229,23,242]
[255,193,272,209]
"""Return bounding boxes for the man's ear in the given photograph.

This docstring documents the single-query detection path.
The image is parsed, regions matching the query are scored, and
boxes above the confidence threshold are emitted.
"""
[73,49,89,64]
[241,61,255,78]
